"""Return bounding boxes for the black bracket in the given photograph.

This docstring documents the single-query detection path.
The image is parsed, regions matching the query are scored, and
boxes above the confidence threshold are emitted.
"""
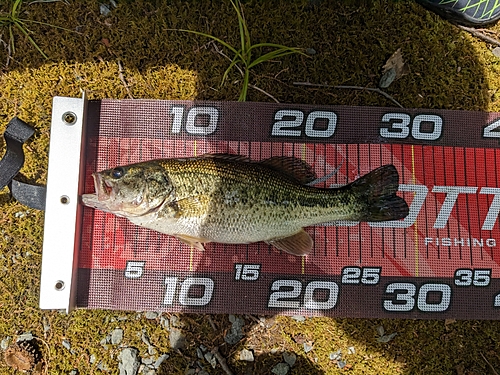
[0,117,46,210]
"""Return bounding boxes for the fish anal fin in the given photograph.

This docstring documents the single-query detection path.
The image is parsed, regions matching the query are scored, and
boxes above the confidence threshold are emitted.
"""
[266,229,313,256]
[261,156,317,185]
[174,234,208,251]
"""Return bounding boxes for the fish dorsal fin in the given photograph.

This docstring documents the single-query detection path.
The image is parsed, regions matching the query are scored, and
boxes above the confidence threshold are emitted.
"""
[201,153,250,162]
[266,229,313,256]
[261,156,317,184]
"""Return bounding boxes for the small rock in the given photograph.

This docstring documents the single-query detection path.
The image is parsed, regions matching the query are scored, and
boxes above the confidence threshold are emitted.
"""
[303,343,313,353]
[145,311,158,320]
[239,349,254,362]
[160,316,170,330]
[1,337,10,350]
[118,347,140,375]
[69,370,78,375]
[306,48,317,55]
[271,362,290,375]
[153,354,169,369]
[16,333,33,342]
[338,360,347,369]
[62,339,71,351]
[493,47,500,58]
[111,328,123,345]
[89,354,96,364]
[148,346,156,356]
[224,315,245,345]
[196,348,204,359]
[283,352,296,367]
[291,315,306,322]
[204,352,217,368]
[377,332,397,343]
[376,326,385,336]
[169,328,186,349]
[329,349,342,361]
[142,357,154,365]
[185,369,196,375]
[348,346,356,354]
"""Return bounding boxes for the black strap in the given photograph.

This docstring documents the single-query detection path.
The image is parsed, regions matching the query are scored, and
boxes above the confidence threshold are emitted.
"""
[0,117,46,210]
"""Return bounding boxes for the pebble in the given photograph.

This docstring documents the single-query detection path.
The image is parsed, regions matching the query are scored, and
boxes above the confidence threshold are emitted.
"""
[142,357,154,365]
[169,328,186,349]
[283,352,296,367]
[1,337,10,350]
[89,354,97,364]
[224,315,245,345]
[69,370,78,375]
[348,346,356,354]
[329,349,342,361]
[145,311,158,320]
[271,362,290,375]
[111,328,123,345]
[118,347,141,375]
[204,352,217,368]
[291,315,306,322]
[303,343,313,353]
[239,349,254,362]
[62,339,72,351]
[160,316,170,330]
[153,354,169,369]
[493,47,500,58]
[16,333,33,342]
[338,360,347,369]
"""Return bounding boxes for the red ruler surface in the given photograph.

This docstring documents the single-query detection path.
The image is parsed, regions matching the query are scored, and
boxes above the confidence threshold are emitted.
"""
[77,100,500,319]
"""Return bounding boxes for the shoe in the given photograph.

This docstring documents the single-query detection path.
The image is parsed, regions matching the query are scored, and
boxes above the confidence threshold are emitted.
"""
[416,0,500,26]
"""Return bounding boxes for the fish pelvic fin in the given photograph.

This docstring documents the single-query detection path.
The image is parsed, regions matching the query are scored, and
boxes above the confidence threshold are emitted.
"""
[349,165,409,222]
[174,234,208,251]
[266,229,313,256]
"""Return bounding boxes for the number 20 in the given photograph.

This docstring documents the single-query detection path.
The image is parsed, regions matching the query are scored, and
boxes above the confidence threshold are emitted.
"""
[271,110,337,138]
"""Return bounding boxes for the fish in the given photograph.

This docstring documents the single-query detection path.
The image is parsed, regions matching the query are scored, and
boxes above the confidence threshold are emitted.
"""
[81,154,409,256]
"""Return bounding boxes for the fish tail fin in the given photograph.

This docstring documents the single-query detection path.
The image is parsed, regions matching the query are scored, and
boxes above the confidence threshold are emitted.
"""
[348,165,409,222]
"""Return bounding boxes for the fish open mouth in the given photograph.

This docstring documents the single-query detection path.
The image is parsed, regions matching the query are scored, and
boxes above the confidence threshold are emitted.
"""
[93,173,113,201]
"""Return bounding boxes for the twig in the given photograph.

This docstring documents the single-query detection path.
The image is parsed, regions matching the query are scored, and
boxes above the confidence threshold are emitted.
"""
[293,81,404,108]
[212,347,234,375]
[117,59,133,99]
[480,352,499,375]
[457,25,500,46]
[248,84,280,103]
[207,315,217,332]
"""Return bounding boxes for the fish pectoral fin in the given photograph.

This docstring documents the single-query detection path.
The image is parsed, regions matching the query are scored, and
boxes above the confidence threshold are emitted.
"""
[266,229,313,256]
[173,195,209,218]
[174,234,209,251]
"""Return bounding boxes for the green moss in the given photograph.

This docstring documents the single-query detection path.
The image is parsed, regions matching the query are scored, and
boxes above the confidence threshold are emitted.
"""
[2,1,500,374]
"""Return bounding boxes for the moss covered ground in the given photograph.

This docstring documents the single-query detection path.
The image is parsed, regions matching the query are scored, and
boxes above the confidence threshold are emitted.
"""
[1,0,500,374]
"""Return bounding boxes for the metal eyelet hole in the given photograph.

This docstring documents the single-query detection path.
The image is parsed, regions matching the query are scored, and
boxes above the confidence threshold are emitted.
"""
[60,195,70,204]
[55,280,65,291]
[62,111,77,125]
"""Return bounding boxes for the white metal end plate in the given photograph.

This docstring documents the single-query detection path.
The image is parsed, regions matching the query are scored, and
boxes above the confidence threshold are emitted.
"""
[39,95,87,312]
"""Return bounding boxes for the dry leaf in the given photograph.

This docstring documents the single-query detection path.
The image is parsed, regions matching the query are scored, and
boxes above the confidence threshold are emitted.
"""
[379,48,409,88]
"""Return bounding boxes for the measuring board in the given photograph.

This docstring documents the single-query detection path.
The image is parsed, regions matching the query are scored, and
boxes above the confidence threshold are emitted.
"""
[39,96,500,319]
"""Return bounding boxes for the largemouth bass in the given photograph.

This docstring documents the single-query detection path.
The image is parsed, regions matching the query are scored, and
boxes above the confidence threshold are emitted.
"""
[82,154,409,256]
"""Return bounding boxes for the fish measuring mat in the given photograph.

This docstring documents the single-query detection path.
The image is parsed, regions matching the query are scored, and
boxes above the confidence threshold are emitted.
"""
[77,99,500,319]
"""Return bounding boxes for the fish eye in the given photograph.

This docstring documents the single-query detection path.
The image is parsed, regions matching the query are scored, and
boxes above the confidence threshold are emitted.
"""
[111,167,125,179]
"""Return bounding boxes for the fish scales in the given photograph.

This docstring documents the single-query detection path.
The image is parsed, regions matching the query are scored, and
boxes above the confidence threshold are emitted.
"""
[82,154,409,256]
